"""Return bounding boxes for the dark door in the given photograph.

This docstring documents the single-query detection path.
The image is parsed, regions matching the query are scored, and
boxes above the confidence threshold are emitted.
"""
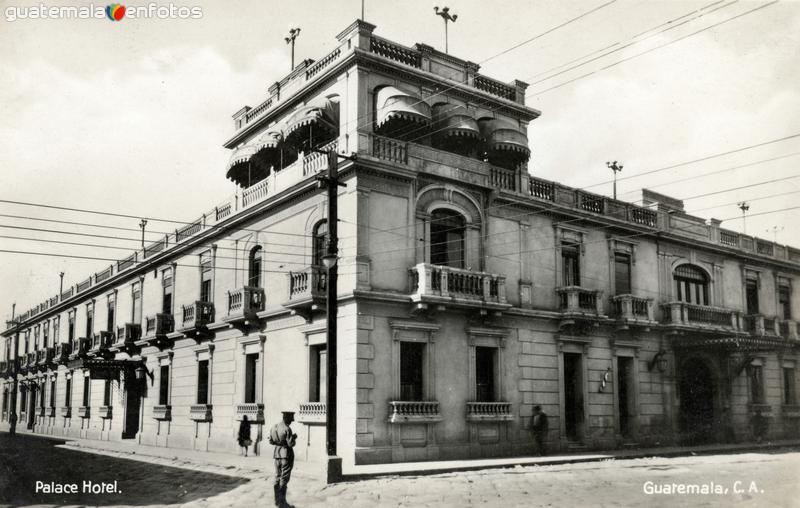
[27,388,36,429]
[122,375,141,439]
[563,353,584,441]
[679,357,716,444]
[617,357,634,438]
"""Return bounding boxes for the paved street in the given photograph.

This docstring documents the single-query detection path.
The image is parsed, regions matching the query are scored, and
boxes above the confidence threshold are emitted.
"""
[1,434,799,507]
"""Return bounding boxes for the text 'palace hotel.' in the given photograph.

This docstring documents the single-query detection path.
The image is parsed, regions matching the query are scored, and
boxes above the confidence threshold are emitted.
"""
[2,20,799,467]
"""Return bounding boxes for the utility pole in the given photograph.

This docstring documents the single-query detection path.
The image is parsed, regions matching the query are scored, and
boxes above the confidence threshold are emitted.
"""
[285,27,301,70]
[738,202,750,234]
[8,305,20,436]
[139,219,148,250]
[315,147,355,483]
[606,161,623,200]
[361,0,365,20]
[433,6,457,53]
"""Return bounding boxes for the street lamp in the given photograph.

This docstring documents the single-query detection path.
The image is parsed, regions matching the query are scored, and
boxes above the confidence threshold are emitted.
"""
[738,202,750,234]
[433,6,457,53]
[139,219,148,250]
[606,161,623,200]
[285,26,301,70]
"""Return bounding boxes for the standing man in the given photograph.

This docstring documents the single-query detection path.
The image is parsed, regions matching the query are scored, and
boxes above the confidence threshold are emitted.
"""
[269,410,297,507]
[531,405,549,456]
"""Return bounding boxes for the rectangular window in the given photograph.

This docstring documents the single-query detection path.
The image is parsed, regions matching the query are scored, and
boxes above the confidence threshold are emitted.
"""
[68,314,75,343]
[162,269,173,315]
[106,298,115,332]
[65,378,72,407]
[21,388,26,409]
[132,282,142,324]
[784,368,796,405]
[49,379,56,408]
[614,252,632,295]
[310,345,327,403]
[475,347,496,402]
[86,307,94,338]
[43,322,50,349]
[400,342,425,401]
[779,286,792,320]
[103,380,111,407]
[197,360,210,405]
[562,243,580,286]
[159,365,169,405]
[82,376,90,407]
[40,382,46,410]
[52,320,59,347]
[244,353,258,403]
[200,252,213,303]
[745,279,759,315]
[749,365,764,404]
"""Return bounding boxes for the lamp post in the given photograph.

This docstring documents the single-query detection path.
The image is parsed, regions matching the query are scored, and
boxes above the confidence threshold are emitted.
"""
[59,272,65,297]
[139,219,148,250]
[285,26,301,70]
[433,6,457,53]
[738,202,750,234]
[606,161,623,200]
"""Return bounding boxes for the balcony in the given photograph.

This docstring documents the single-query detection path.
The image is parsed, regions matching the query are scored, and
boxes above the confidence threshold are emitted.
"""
[36,406,46,417]
[98,406,113,419]
[297,402,326,424]
[466,402,514,422]
[236,403,264,422]
[46,406,56,417]
[54,343,71,364]
[89,331,115,355]
[779,320,798,341]
[408,263,509,314]
[26,352,37,368]
[284,266,327,319]
[225,286,265,325]
[114,323,142,348]
[556,286,604,318]
[69,337,91,360]
[388,401,442,424]
[743,315,780,336]
[140,314,174,347]
[77,406,90,418]
[61,406,71,418]
[661,302,740,332]
[611,294,656,329]
[179,301,214,336]
[0,361,6,377]
[190,404,213,422]
[153,405,171,420]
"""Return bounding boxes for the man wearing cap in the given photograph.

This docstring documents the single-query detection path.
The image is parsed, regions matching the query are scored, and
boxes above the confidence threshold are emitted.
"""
[269,410,297,507]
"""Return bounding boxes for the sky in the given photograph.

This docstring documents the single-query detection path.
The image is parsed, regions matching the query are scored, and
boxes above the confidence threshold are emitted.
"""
[1,0,799,323]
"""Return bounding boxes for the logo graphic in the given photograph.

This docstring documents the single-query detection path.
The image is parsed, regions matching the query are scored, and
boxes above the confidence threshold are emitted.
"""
[105,3,125,21]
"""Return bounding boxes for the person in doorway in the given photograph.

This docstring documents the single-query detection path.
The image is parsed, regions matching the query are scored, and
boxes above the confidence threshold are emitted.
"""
[269,410,297,507]
[238,415,252,456]
[751,408,768,444]
[531,405,549,456]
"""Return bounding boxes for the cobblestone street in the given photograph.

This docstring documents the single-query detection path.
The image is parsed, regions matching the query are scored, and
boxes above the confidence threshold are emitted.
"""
[1,434,799,507]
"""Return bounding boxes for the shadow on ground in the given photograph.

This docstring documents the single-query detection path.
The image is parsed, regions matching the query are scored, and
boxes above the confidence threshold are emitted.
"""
[0,433,248,506]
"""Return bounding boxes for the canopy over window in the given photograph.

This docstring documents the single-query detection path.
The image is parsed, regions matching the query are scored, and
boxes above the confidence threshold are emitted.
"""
[284,98,339,150]
[226,143,259,184]
[432,104,479,140]
[375,86,431,139]
[479,119,531,169]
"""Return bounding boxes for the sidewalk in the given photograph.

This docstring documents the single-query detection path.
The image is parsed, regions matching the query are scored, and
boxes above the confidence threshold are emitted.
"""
[50,433,800,481]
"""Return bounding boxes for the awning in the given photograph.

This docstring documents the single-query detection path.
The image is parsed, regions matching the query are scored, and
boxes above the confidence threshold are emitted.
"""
[672,335,792,352]
[226,143,259,173]
[284,98,339,149]
[433,104,480,140]
[480,119,530,156]
[375,86,431,131]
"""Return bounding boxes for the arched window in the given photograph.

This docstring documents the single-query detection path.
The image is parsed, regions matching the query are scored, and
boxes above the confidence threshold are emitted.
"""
[248,246,263,288]
[313,221,328,267]
[430,209,465,268]
[674,264,709,305]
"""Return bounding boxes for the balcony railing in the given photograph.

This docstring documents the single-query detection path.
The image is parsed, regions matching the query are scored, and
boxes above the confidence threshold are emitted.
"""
[226,286,265,321]
[153,405,171,420]
[61,406,71,418]
[371,134,408,164]
[662,302,739,329]
[90,331,114,353]
[288,266,327,302]
[26,352,37,367]
[180,301,214,331]
[556,286,604,316]
[490,166,516,192]
[236,403,264,422]
[77,406,90,418]
[297,402,326,424]
[37,406,46,417]
[98,406,113,419]
[144,313,174,337]
[409,263,507,306]
[115,323,142,346]
[242,179,269,208]
[46,406,56,417]
[612,294,655,323]
[190,404,213,422]
[54,343,70,364]
[466,402,513,422]
[388,401,442,424]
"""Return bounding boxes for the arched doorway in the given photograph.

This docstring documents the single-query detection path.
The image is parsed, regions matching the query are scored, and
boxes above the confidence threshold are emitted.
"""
[679,357,716,444]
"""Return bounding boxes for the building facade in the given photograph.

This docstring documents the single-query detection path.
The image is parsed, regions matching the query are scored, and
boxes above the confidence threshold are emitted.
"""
[2,20,799,469]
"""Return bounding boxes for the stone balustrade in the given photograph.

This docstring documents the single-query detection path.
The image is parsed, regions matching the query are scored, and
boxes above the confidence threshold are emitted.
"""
[409,263,506,306]
[190,404,213,422]
[466,402,514,422]
[662,302,739,329]
[612,294,655,322]
[556,286,604,316]
[388,401,442,424]
[180,301,214,331]
[297,402,326,424]
[153,405,171,421]
[236,403,264,422]
[226,286,265,322]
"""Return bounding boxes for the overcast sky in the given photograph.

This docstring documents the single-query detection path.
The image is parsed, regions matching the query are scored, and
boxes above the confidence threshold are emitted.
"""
[1,0,799,323]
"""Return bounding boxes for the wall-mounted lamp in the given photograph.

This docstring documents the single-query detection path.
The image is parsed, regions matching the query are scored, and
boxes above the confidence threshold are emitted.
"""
[648,350,668,373]
[598,367,612,393]
[134,363,153,384]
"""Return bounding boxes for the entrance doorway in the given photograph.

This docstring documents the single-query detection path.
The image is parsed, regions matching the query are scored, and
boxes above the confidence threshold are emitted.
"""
[122,374,142,439]
[27,387,36,429]
[617,356,635,438]
[679,357,716,444]
[563,353,584,441]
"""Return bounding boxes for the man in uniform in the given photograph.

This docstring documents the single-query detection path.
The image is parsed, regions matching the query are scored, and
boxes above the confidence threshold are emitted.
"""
[269,410,297,507]
[531,405,549,456]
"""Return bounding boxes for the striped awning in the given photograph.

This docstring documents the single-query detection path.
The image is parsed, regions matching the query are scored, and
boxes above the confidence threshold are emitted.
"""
[227,143,259,172]
[480,119,530,156]
[375,86,431,130]
[254,127,283,151]
[284,98,339,148]
[435,113,479,139]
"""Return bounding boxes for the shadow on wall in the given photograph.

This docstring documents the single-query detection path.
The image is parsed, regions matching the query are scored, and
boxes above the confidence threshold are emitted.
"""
[0,433,249,506]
